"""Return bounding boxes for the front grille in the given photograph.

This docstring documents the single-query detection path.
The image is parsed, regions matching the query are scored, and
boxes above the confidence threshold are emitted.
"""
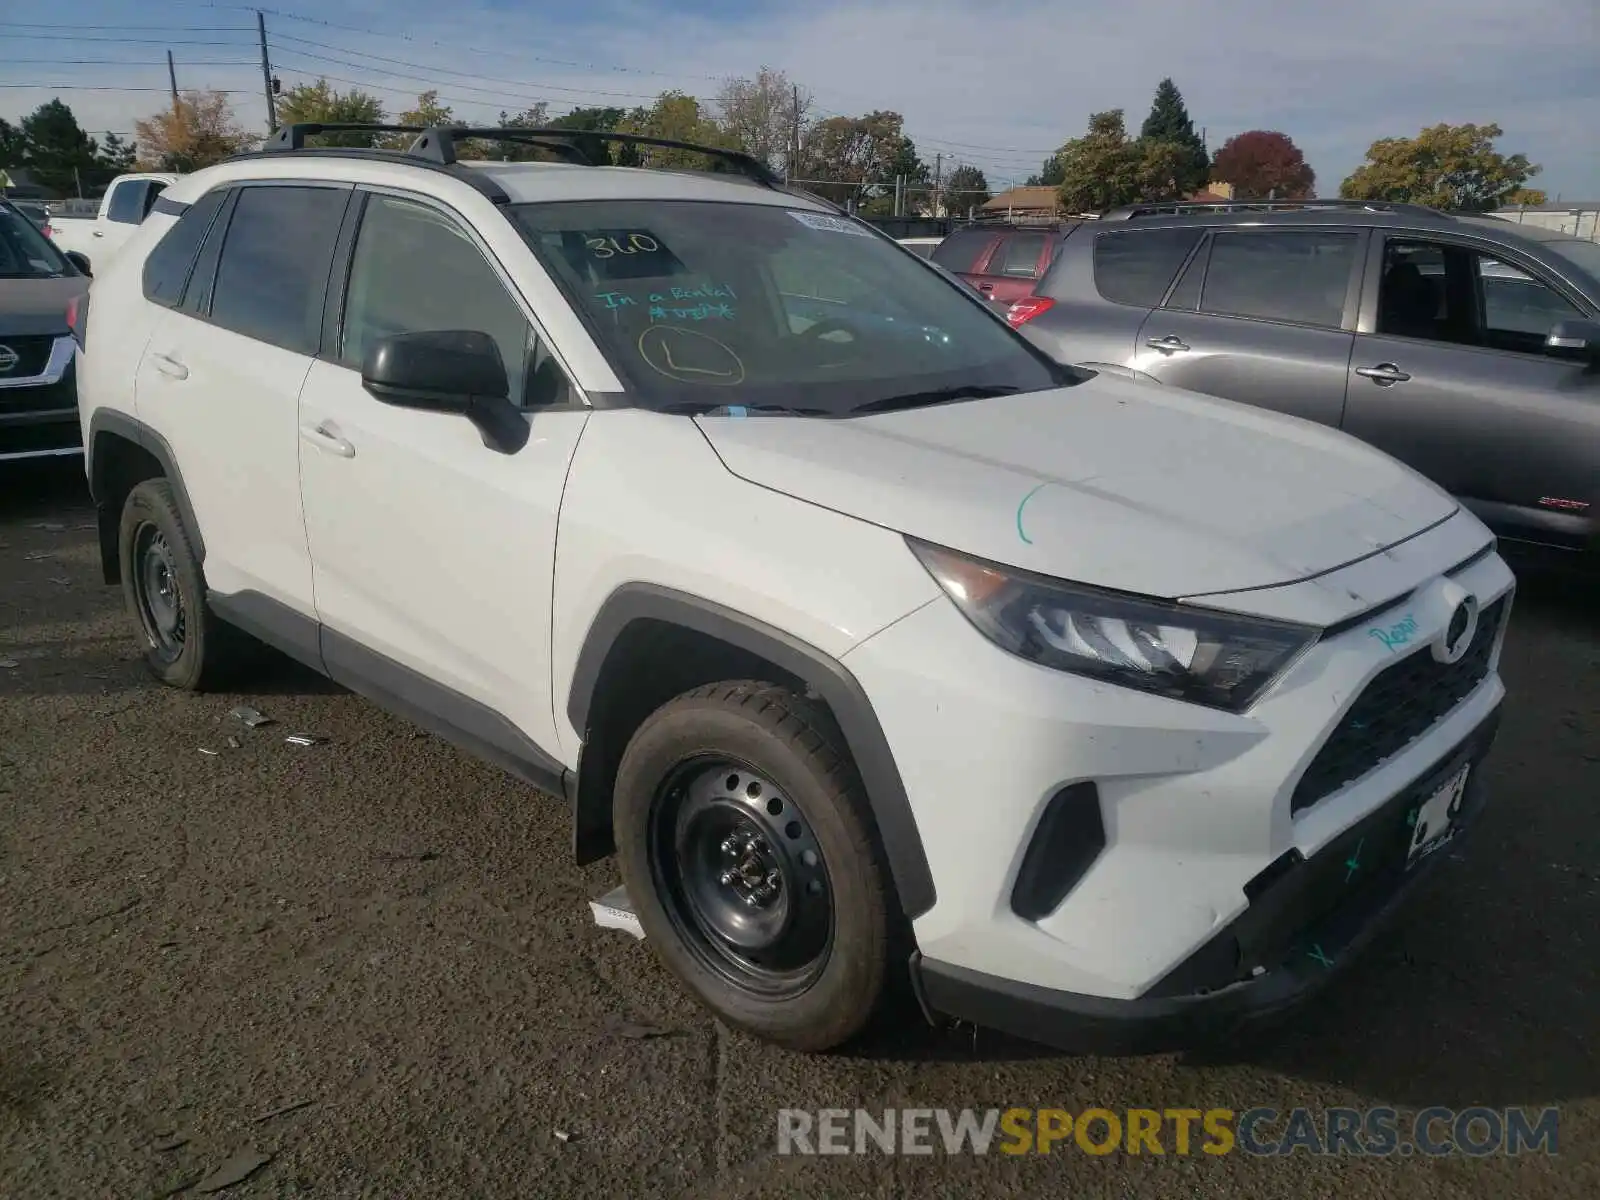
[1291,595,1507,815]
[0,334,58,378]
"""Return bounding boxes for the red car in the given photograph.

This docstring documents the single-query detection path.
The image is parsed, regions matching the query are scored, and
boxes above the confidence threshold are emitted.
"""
[929,221,1081,307]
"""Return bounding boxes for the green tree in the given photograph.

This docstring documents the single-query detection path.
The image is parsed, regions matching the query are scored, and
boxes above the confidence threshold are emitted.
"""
[1055,110,1191,212]
[20,99,101,196]
[941,164,990,217]
[1024,154,1064,187]
[1505,187,1548,206]
[548,106,628,166]
[276,78,386,147]
[1139,78,1208,194]
[859,133,929,214]
[379,91,454,150]
[799,110,907,208]
[97,132,137,171]
[619,92,733,170]
[0,118,26,170]
[492,104,554,160]
[1339,122,1540,211]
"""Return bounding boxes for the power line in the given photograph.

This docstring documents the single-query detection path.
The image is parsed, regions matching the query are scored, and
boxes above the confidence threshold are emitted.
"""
[0,59,259,67]
[1,33,254,45]
[0,22,253,31]
[0,83,254,92]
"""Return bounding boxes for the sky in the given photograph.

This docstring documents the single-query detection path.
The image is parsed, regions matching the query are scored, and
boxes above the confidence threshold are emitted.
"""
[3,0,1598,200]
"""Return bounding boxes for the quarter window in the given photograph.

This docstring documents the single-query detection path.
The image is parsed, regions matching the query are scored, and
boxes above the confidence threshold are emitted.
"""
[1093,229,1204,307]
[1200,230,1357,328]
[994,233,1048,278]
[106,180,149,224]
[209,185,348,354]
[140,187,228,308]
[340,194,570,408]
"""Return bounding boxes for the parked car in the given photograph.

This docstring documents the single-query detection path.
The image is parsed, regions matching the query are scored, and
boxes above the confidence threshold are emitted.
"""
[10,199,50,229]
[46,172,179,272]
[1,199,91,464]
[1008,200,1600,572]
[79,127,1513,1056]
[930,220,1082,307]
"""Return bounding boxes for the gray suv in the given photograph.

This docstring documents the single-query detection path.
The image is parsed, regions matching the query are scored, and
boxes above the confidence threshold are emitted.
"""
[1010,200,1600,572]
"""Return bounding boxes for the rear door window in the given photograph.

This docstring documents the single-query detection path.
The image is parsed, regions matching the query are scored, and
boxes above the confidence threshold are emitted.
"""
[1093,229,1204,307]
[208,185,349,354]
[1200,230,1358,328]
[931,228,999,273]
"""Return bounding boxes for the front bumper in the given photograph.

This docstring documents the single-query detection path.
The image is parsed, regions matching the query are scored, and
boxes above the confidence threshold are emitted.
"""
[913,708,1500,1054]
[0,335,81,462]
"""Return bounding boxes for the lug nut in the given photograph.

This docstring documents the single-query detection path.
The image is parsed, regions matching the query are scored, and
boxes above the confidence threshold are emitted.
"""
[719,870,736,886]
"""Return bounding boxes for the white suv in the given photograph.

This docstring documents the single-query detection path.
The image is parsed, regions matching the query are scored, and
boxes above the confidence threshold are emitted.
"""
[75,125,1514,1054]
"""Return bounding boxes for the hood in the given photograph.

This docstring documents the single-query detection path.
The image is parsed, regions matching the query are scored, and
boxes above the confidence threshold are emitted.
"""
[695,373,1458,598]
[0,275,87,336]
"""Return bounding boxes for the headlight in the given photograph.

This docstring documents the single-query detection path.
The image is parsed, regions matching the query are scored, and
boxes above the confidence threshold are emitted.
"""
[909,539,1320,713]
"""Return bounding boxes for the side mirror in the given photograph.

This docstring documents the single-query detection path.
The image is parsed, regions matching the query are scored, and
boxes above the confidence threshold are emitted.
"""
[1546,318,1600,363]
[361,330,529,454]
[65,251,92,277]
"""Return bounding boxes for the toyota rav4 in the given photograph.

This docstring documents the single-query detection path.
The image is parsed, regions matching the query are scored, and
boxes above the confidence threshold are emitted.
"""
[75,125,1515,1055]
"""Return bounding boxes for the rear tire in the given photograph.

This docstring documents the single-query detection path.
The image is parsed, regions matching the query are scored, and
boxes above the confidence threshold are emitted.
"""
[613,681,894,1052]
[118,478,253,691]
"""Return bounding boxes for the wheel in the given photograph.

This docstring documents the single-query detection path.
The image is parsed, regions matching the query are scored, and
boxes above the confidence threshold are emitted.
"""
[118,478,252,690]
[613,681,894,1052]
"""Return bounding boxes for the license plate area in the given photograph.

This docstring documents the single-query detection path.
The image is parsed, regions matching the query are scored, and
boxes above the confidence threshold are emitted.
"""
[1406,763,1470,866]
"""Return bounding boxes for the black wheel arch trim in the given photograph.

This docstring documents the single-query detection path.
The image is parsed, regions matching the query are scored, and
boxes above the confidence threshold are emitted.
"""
[566,582,936,919]
[87,409,207,580]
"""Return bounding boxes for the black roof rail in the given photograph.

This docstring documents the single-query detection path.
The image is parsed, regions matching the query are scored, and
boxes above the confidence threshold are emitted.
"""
[1101,198,1446,222]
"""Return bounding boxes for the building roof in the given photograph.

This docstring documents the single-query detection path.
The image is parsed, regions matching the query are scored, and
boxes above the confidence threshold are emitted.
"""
[981,185,1060,212]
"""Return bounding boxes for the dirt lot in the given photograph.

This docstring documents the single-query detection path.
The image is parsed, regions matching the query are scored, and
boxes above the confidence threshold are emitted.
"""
[1,458,1596,1198]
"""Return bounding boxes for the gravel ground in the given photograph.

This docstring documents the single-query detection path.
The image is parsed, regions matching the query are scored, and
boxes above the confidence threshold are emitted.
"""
[2,459,1596,1199]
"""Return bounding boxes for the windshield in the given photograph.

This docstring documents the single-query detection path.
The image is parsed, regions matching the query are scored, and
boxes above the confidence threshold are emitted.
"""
[1544,236,1600,285]
[0,203,72,279]
[509,200,1071,413]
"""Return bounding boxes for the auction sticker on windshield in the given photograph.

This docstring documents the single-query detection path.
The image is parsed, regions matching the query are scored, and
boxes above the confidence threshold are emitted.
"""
[788,211,874,237]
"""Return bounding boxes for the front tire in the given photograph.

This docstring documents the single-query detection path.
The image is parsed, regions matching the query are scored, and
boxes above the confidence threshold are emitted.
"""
[118,478,251,690]
[614,682,894,1052]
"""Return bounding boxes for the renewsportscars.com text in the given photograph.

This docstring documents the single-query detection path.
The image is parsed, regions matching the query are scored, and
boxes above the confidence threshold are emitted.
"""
[776,1106,1560,1157]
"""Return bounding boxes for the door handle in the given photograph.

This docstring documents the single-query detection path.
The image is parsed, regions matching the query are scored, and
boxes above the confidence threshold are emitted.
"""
[149,352,188,380]
[1355,363,1411,386]
[977,283,995,292]
[300,422,356,458]
[92,230,105,238]
[1145,335,1190,353]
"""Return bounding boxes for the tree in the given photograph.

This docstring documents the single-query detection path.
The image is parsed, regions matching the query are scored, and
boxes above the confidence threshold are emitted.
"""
[799,110,907,207]
[1210,130,1315,199]
[1055,110,1181,212]
[20,99,100,196]
[548,106,627,166]
[1139,78,1208,195]
[1505,187,1548,206]
[1024,154,1064,187]
[941,164,990,217]
[493,104,555,161]
[378,91,453,150]
[619,92,734,170]
[717,66,811,175]
[135,90,257,171]
[0,118,26,170]
[860,133,929,214]
[276,78,386,147]
[1340,122,1540,211]
[97,132,137,172]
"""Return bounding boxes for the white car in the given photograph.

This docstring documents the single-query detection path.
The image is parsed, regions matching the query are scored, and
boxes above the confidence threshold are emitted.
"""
[75,126,1514,1055]
[45,172,179,273]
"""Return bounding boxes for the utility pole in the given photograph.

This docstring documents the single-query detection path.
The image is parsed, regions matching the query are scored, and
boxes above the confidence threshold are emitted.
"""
[789,83,801,184]
[167,50,180,117]
[257,11,277,133]
[934,152,942,218]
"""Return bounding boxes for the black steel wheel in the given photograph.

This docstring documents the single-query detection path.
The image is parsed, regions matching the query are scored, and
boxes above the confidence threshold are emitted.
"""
[614,681,895,1052]
[650,759,834,999]
[130,522,186,663]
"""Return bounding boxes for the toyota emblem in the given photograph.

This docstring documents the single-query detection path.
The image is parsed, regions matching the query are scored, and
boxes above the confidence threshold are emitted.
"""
[1433,594,1480,664]
[0,344,19,374]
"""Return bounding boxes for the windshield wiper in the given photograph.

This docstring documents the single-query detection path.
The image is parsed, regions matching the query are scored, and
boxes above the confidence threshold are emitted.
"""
[849,385,1019,415]
[667,401,829,417]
